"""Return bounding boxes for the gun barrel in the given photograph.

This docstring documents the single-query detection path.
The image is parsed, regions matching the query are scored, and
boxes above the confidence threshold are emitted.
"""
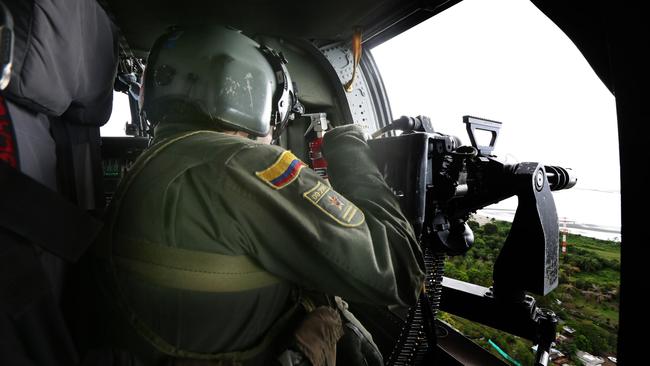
[545,165,577,191]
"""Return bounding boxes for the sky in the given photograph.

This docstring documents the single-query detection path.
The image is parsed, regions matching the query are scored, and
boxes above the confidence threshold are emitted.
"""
[371,0,620,193]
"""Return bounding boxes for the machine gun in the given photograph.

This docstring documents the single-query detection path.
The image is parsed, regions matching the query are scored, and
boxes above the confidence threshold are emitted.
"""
[367,116,576,366]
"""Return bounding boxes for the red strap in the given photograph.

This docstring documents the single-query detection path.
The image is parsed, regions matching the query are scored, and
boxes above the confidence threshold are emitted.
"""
[0,95,18,168]
[308,137,328,180]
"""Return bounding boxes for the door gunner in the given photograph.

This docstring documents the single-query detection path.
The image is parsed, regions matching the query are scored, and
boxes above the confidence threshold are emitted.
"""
[91,25,424,366]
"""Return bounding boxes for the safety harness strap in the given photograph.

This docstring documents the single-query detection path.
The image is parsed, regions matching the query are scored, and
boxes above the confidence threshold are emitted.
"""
[113,237,280,292]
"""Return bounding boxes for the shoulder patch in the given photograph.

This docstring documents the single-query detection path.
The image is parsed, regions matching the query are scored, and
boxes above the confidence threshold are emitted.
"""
[256,151,305,189]
[303,181,365,227]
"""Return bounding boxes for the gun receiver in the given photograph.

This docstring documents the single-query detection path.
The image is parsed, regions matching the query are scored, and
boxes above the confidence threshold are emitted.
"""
[369,115,576,295]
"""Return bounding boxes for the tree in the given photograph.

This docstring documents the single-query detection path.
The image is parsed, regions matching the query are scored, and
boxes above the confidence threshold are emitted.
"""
[483,222,498,235]
[512,341,534,365]
[574,334,592,353]
[579,323,612,354]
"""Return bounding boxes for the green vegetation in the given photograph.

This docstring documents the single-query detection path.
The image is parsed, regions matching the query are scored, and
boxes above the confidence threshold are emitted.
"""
[441,218,619,365]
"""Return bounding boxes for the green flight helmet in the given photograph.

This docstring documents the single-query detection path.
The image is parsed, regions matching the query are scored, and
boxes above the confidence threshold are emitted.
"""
[140,25,300,138]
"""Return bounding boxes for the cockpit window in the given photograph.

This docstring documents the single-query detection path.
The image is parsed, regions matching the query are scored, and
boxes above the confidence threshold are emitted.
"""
[371,0,620,362]
[100,92,130,137]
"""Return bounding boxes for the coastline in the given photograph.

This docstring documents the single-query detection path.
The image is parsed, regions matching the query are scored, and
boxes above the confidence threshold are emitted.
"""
[474,209,621,242]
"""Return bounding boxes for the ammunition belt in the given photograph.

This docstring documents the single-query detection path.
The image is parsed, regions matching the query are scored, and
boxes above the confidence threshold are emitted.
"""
[387,248,445,366]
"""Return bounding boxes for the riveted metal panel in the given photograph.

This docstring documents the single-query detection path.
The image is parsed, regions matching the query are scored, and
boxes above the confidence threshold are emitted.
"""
[320,44,379,135]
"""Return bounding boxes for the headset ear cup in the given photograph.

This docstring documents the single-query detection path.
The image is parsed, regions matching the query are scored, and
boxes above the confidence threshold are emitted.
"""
[259,45,300,140]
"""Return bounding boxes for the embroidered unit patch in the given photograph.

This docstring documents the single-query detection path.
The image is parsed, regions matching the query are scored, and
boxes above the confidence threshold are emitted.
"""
[256,151,305,189]
[303,181,364,227]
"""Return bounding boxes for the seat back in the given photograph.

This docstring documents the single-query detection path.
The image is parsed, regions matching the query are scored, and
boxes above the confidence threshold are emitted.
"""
[0,1,118,364]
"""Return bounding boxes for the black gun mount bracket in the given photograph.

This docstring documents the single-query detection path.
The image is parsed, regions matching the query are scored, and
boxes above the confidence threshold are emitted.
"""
[492,162,560,299]
[463,115,501,156]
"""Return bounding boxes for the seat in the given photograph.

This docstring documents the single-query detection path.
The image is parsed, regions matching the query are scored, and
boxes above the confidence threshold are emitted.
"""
[0,0,119,364]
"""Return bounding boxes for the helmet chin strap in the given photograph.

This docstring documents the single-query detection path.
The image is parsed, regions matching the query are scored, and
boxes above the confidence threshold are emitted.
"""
[268,110,284,144]
[270,90,305,144]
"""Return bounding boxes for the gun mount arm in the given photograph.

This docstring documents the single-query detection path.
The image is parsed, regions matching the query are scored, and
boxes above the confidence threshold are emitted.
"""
[448,161,563,297]
[440,277,558,366]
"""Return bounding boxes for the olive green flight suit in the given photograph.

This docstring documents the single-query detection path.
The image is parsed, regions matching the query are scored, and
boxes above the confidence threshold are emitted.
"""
[93,122,424,365]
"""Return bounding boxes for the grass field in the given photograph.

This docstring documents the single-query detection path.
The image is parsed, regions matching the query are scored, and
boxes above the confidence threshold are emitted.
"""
[567,235,620,261]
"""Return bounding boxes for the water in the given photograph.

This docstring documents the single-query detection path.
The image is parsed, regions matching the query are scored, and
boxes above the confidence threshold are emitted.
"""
[478,188,621,242]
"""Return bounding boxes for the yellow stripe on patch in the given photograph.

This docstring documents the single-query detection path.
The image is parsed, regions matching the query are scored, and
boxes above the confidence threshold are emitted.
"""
[342,205,354,222]
[255,151,304,189]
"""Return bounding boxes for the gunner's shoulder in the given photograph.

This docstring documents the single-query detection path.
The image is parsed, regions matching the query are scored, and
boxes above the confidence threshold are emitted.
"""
[226,141,288,170]
[175,131,278,161]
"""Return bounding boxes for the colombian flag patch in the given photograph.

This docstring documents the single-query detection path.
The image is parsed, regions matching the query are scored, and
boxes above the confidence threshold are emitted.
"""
[256,151,305,189]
